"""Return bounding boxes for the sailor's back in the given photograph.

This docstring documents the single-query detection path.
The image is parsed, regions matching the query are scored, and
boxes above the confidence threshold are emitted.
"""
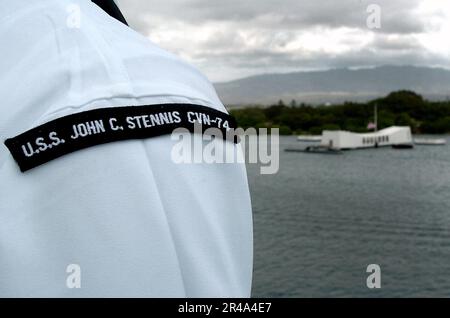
[0,0,253,297]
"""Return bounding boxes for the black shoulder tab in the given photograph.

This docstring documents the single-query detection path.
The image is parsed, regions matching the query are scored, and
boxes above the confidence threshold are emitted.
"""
[4,104,237,172]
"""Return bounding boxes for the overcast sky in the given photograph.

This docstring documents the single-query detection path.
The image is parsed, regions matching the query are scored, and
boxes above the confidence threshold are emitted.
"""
[116,0,450,82]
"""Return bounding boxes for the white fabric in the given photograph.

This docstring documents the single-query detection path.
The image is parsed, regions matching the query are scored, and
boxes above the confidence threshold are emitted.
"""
[0,0,252,297]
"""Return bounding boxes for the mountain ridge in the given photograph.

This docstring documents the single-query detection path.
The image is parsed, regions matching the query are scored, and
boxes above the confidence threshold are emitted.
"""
[214,65,450,106]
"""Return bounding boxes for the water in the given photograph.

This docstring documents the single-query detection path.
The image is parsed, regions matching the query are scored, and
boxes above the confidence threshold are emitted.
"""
[248,136,450,297]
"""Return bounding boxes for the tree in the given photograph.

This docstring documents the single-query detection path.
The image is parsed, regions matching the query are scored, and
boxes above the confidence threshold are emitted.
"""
[229,91,450,135]
[230,108,266,129]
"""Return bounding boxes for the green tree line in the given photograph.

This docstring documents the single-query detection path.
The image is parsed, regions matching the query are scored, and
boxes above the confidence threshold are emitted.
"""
[229,91,450,135]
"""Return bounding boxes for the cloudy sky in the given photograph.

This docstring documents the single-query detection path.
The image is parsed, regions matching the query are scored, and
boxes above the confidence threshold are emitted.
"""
[116,0,450,82]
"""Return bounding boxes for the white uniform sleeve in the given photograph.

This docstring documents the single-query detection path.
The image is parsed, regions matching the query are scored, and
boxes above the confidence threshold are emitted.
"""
[0,0,253,297]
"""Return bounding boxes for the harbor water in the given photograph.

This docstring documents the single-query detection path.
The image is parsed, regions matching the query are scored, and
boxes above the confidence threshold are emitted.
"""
[248,135,450,297]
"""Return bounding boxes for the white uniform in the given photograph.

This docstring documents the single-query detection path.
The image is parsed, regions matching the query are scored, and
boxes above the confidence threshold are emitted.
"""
[0,0,253,297]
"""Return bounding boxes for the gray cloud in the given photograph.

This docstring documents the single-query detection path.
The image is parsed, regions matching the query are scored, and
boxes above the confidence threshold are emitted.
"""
[116,0,449,81]
[119,0,426,33]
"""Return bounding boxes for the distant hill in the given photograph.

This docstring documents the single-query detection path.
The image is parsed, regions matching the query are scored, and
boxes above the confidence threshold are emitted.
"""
[214,65,450,106]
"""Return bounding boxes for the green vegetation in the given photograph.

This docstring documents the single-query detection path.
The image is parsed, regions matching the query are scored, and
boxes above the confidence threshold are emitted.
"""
[229,91,450,135]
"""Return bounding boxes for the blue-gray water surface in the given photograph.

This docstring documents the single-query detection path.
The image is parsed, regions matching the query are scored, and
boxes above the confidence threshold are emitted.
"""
[248,135,450,297]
